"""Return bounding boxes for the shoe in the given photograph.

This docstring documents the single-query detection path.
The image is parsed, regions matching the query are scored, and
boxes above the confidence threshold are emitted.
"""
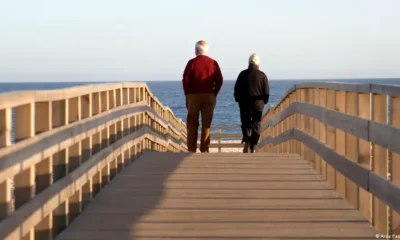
[243,142,249,153]
[250,144,255,153]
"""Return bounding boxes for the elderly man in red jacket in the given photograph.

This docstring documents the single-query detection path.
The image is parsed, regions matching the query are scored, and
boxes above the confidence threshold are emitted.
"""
[182,40,223,153]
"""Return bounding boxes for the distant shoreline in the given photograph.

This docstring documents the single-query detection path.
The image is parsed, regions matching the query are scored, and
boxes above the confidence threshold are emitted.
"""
[1,77,400,84]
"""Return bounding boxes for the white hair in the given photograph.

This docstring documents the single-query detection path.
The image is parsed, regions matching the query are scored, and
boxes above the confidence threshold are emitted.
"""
[249,53,260,66]
[195,41,209,56]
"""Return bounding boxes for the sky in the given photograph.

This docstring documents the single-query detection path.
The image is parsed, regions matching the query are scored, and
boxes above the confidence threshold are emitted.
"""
[0,0,399,82]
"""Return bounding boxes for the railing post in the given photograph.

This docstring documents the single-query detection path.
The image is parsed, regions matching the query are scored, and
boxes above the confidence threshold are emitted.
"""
[0,108,11,147]
[218,128,222,153]
[358,92,372,222]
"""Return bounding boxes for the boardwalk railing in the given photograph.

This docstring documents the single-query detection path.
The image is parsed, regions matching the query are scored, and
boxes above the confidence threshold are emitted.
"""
[197,126,242,152]
[257,82,400,236]
[0,83,187,239]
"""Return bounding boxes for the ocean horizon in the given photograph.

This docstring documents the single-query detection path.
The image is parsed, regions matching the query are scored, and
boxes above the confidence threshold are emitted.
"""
[1,78,399,134]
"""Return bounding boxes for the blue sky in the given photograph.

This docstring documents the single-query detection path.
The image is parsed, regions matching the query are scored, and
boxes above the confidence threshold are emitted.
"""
[1,0,399,82]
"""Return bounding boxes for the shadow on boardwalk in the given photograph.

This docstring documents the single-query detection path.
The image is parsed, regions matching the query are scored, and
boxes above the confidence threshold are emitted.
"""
[56,151,191,240]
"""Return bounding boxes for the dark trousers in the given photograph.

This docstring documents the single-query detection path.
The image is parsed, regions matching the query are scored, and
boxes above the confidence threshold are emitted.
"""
[239,101,264,149]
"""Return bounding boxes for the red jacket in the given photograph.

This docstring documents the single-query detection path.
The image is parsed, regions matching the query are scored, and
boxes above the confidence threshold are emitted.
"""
[182,55,223,95]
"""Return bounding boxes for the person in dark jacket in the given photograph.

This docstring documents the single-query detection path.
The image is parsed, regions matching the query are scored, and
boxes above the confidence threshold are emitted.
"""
[234,53,270,153]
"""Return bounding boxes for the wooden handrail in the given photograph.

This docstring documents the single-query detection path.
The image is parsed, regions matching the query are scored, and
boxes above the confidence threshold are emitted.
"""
[197,126,242,152]
[257,81,400,235]
[0,82,187,239]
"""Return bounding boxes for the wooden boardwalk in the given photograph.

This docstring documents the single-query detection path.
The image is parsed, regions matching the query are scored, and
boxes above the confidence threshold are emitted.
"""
[56,152,378,240]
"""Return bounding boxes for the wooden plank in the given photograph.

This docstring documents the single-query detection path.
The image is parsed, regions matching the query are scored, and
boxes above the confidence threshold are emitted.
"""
[0,108,11,148]
[372,93,388,233]
[368,172,400,213]
[296,82,371,93]
[335,91,346,199]
[371,84,400,97]
[345,91,359,209]
[313,89,321,174]
[326,89,336,189]
[358,93,372,222]
[58,223,377,240]
[369,120,400,154]
[392,96,400,235]
[319,89,327,181]
[66,209,365,222]
[57,152,378,240]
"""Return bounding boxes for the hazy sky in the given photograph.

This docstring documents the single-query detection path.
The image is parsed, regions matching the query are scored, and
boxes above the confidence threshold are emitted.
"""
[1,0,399,82]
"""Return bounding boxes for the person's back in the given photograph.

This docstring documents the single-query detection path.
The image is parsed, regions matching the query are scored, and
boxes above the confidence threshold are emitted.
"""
[234,65,269,110]
[182,40,223,153]
[234,54,269,153]
[183,55,222,95]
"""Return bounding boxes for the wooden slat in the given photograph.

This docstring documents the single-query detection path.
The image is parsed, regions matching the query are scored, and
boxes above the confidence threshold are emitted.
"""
[57,152,378,240]
[358,93,372,222]
[0,104,185,183]
[326,90,336,189]
[319,89,327,181]
[372,93,388,233]
[392,96,400,235]
[345,91,359,209]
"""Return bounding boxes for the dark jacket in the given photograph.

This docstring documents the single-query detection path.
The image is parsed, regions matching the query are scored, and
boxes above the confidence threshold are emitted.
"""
[234,65,270,109]
[182,55,223,96]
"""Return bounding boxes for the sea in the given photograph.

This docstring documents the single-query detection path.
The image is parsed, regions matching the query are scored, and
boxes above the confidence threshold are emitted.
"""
[1,79,399,133]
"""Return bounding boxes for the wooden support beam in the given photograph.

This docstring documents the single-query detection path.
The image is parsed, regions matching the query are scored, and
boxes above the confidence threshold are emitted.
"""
[0,108,11,147]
